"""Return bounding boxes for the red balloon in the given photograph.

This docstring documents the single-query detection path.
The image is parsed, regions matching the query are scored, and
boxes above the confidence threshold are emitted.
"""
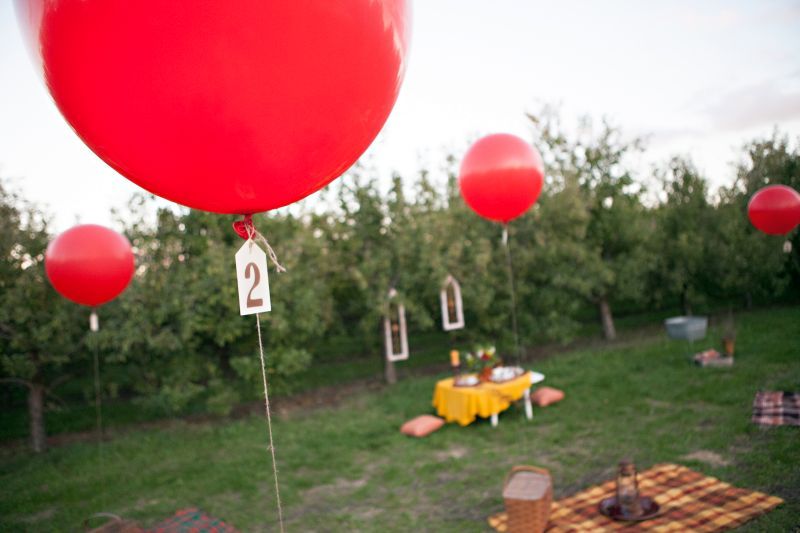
[747,185,800,235]
[16,1,411,214]
[458,134,545,223]
[45,225,135,307]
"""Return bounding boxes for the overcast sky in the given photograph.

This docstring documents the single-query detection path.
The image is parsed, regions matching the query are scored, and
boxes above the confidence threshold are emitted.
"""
[2,1,800,232]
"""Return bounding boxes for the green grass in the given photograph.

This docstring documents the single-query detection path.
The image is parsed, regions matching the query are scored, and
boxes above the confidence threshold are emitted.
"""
[1,307,798,531]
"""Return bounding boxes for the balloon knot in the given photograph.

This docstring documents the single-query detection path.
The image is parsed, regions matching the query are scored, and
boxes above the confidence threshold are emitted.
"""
[233,214,255,240]
[232,214,287,273]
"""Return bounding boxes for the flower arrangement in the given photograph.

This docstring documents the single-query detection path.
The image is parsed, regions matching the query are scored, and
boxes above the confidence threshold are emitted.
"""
[465,345,499,380]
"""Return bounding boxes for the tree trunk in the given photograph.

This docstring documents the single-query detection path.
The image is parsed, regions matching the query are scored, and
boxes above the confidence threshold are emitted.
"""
[379,317,397,385]
[681,285,692,316]
[28,383,46,453]
[598,296,617,341]
[384,357,397,385]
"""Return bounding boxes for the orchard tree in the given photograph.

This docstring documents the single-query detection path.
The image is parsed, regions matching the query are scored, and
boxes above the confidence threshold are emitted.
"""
[513,175,597,342]
[711,133,799,306]
[0,181,86,452]
[651,157,713,315]
[438,163,507,347]
[103,194,323,415]
[529,110,652,339]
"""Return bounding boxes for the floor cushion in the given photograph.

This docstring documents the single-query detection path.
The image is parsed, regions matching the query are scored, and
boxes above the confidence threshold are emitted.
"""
[401,415,444,437]
[531,386,564,407]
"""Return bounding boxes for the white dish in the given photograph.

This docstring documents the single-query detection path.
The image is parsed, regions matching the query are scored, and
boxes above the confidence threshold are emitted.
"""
[454,375,479,387]
[491,366,524,382]
[529,371,545,384]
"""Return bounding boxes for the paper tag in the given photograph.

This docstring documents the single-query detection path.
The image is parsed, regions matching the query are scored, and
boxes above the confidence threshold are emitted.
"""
[235,239,271,315]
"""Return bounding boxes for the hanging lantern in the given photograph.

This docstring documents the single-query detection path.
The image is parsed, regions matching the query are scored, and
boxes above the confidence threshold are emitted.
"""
[384,289,409,362]
[440,275,465,331]
[784,240,793,254]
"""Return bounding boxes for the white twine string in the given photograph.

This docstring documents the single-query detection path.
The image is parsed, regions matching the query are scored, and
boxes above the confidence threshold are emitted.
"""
[90,310,103,442]
[502,224,521,367]
[88,309,107,508]
[245,223,287,273]
[235,215,286,528]
[501,224,532,459]
[255,313,285,532]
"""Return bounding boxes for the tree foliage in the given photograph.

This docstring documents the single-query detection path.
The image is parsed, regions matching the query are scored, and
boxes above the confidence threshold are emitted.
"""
[2,126,799,450]
[0,182,87,451]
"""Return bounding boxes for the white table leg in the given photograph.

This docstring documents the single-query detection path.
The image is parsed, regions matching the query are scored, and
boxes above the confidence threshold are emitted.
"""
[491,413,498,427]
[524,387,533,420]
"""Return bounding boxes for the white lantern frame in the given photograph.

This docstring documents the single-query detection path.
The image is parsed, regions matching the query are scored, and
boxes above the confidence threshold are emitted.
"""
[440,274,465,331]
[384,288,409,362]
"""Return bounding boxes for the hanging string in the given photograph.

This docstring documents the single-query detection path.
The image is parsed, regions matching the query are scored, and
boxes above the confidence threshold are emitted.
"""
[88,309,108,511]
[501,224,534,461]
[233,214,286,530]
[502,224,522,368]
[256,300,285,533]
[89,310,103,442]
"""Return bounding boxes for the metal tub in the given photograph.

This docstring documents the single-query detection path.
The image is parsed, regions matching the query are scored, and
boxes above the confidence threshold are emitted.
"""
[664,316,708,341]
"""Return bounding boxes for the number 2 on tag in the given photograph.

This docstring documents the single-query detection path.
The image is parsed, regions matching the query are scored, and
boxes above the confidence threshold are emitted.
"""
[235,240,271,315]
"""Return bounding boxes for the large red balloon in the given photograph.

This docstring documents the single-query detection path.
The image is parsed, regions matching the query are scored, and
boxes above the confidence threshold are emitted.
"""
[45,225,135,307]
[458,134,545,223]
[747,185,800,235]
[16,1,411,214]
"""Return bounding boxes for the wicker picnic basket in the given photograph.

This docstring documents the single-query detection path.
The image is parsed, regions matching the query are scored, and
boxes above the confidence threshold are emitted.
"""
[503,465,552,533]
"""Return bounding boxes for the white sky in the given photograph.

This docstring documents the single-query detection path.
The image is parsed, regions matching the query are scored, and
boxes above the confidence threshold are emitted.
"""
[2,1,800,232]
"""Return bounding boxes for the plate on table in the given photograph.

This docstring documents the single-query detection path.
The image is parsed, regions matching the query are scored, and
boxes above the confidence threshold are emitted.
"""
[454,375,479,387]
[490,366,524,383]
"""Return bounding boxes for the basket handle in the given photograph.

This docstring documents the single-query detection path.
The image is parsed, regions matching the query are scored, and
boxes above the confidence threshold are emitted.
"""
[504,464,551,489]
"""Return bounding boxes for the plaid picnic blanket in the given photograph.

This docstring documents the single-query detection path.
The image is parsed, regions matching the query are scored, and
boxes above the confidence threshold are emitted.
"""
[693,349,721,365]
[692,349,733,367]
[752,391,800,426]
[146,508,238,533]
[488,463,783,532]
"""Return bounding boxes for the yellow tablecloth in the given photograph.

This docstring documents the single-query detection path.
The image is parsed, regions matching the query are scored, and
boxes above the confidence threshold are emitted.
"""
[432,372,532,426]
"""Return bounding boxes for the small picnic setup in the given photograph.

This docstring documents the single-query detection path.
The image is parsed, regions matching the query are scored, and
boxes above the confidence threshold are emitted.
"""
[432,359,546,427]
[4,1,800,531]
[391,139,797,531]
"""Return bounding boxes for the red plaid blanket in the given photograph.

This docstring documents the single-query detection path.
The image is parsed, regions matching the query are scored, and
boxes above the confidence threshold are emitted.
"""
[146,508,238,533]
[752,391,800,426]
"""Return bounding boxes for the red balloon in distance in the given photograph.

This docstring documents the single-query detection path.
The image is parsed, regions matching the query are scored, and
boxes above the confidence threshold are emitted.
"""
[458,134,545,223]
[15,0,411,214]
[45,225,135,307]
[747,185,800,235]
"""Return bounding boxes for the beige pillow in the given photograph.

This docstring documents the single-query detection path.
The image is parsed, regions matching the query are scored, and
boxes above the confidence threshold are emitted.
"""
[401,415,444,437]
[531,386,564,407]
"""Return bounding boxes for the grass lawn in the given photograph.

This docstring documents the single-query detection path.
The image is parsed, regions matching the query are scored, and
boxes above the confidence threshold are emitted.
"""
[1,306,798,532]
